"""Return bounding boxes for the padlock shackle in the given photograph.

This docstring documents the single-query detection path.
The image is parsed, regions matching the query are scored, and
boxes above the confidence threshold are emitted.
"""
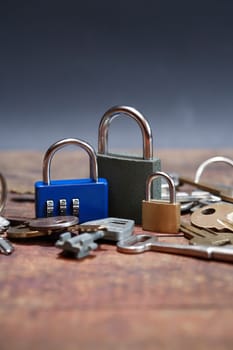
[42,138,98,185]
[98,105,153,160]
[0,173,7,214]
[194,156,233,183]
[146,171,176,203]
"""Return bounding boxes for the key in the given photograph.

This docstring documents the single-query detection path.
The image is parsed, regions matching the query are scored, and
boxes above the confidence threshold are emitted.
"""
[6,217,104,240]
[55,230,105,259]
[227,212,233,224]
[6,220,105,240]
[28,216,79,231]
[55,218,135,259]
[6,216,33,226]
[6,224,50,239]
[68,224,107,234]
[181,201,196,213]
[162,190,221,213]
[162,190,220,203]
[179,176,233,204]
[117,234,233,263]
[0,236,14,255]
[191,203,233,231]
[180,222,233,246]
[5,216,79,239]
[80,217,135,241]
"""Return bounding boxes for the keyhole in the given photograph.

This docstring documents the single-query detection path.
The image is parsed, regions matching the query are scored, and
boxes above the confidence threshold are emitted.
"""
[201,208,216,215]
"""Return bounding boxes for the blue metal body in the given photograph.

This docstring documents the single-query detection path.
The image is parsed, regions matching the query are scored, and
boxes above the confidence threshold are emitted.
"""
[35,177,108,223]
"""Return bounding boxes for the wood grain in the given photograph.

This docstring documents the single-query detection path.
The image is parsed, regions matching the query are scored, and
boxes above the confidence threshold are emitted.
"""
[0,148,233,350]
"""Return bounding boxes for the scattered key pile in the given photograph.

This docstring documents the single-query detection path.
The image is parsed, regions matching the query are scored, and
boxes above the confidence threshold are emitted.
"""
[0,215,135,259]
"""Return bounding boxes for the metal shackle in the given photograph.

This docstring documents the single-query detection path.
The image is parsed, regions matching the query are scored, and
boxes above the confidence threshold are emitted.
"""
[194,156,233,183]
[98,105,153,160]
[43,138,98,185]
[146,171,176,203]
[0,173,7,214]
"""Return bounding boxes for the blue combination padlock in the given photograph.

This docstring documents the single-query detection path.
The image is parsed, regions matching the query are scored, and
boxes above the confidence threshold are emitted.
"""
[35,138,108,223]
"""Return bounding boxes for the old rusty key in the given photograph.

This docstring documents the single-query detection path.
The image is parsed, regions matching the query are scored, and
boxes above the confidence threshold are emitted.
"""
[117,234,233,263]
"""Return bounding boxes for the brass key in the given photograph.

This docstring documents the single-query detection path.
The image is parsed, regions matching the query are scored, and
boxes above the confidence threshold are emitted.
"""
[190,203,233,232]
[7,224,49,239]
[6,222,107,239]
[68,224,107,234]
[180,222,233,246]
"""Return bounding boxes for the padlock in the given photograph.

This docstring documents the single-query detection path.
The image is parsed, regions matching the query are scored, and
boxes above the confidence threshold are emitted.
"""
[97,105,161,224]
[35,138,108,223]
[142,171,180,233]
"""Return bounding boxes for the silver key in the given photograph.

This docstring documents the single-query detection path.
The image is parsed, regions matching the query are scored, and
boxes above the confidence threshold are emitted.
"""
[0,237,14,255]
[162,189,221,213]
[117,234,233,263]
[56,231,105,259]
[82,217,135,241]
[162,190,219,203]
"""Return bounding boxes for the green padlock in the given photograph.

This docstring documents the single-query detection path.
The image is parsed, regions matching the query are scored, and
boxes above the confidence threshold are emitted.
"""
[97,105,161,224]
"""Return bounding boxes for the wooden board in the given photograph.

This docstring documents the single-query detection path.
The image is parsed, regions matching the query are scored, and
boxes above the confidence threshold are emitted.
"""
[0,149,233,350]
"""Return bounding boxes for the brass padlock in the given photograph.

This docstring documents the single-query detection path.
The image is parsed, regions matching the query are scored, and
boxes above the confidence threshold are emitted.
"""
[142,171,180,233]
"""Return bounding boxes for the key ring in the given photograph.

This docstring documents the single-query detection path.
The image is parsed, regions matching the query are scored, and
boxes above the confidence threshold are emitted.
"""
[0,173,7,214]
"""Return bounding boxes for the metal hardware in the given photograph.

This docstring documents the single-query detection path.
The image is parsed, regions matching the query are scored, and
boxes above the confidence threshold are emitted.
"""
[179,176,233,204]
[98,105,153,159]
[72,198,79,217]
[194,156,233,183]
[55,231,105,259]
[97,105,161,223]
[0,236,14,255]
[191,203,233,232]
[142,171,180,233]
[29,216,79,231]
[43,138,98,185]
[117,234,233,263]
[180,222,233,246]
[35,138,108,222]
[46,200,54,217]
[81,217,135,241]
[59,199,67,216]
[0,173,7,215]
[7,224,49,239]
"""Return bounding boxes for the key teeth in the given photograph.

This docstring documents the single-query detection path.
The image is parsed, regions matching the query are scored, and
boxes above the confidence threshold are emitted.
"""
[55,230,100,259]
[180,221,233,246]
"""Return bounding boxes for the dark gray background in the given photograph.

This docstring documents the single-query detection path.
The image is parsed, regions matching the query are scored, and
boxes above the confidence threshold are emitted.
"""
[1,0,233,151]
